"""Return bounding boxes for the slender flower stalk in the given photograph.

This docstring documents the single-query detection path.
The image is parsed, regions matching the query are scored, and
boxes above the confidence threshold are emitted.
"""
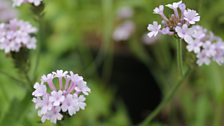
[177,39,184,75]
[139,68,192,126]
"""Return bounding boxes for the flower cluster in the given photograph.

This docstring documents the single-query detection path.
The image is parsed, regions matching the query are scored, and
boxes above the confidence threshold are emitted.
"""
[186,25,224,66]
[113,21,135,42]
[147,1,200,38]
[0,0,17,22]
[147,1,224,66]
[0,19,37,53]
[13,0,42,7]
[113,6,135,42]
[32,70,91,124]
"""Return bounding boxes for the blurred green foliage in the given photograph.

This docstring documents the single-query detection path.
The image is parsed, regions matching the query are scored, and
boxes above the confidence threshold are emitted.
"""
[1,0,224,126]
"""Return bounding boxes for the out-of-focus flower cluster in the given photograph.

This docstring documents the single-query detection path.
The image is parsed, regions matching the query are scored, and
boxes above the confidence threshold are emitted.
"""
[147,1,224,66]
[113,21,135,42]
[113,7,135,42]
[0,0,17,22]
[186,26,224,66]
[13,0,42,7]
[0,19,37,53]
[32,70,91,124]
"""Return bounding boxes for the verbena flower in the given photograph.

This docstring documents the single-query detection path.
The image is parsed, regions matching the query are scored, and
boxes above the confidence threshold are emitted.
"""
[32,70,91,124]
[113,21,135,41]
[147,1,224,66]
[13,0,42,7]
[0,0,17,22]
[0,19,37,53]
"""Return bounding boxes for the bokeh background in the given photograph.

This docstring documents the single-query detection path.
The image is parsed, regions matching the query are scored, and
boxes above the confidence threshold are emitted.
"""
[1,0,224,126]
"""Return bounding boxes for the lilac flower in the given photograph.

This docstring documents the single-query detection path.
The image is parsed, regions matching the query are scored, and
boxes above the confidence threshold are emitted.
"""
[213,42,224,64]
[175,24,192,42]
[61,94,77,116]
[197,51,211,66]
[0,0,17,22]
[184,9,200,24]
[166,1,182,9]
[147,1,200,40]
[166,1,182,18]
[202,41,216,57]
[13,0,42,7]
[113,21,135,41]
[32,70,90,124]
[147,21,161,37]
[154,5,168,21]
[188,25,224,65]
[160,27,174,35]
[147,1,224,66]
[0,19,37,53]
[186,39,203,53]
[47,107,63,124]
[32,83,47,97]
[49,91,65,106]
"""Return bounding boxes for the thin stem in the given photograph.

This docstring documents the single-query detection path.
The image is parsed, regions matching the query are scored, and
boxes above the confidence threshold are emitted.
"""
[177,39,184,76]
[138,68,192,126]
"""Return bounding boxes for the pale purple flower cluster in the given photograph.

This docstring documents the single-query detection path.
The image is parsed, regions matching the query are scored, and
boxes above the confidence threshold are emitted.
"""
[0,19,37,53]
[147,1,200,38]
[0,0,17,22]
[186,25,224,66]
[113,6,135,42]
[32,70,91,124]
[147,1,224,66]
[13,0,42,7]
[113,21,135,42]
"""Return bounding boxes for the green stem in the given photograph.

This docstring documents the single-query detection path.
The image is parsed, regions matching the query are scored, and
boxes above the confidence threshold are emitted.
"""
[177,39,184,76]
[138,68,192,126]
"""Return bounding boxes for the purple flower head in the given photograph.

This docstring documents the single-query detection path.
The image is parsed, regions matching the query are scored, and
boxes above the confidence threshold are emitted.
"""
[147,1,201,40]
[13,0,42,7]
[0,19,37,53]
[113,21,135,41]
[32,70,91,124]
[0,0,17,22]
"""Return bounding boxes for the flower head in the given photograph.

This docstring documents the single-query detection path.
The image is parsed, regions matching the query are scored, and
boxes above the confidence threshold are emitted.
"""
[113,21,135,41]
[32,70,90,124]
[0,19,37,53]
[0,0,17,22]
[147,1,200,39]
[147,1,224,66]
[13,0,42,7]
[147,21,161,37]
